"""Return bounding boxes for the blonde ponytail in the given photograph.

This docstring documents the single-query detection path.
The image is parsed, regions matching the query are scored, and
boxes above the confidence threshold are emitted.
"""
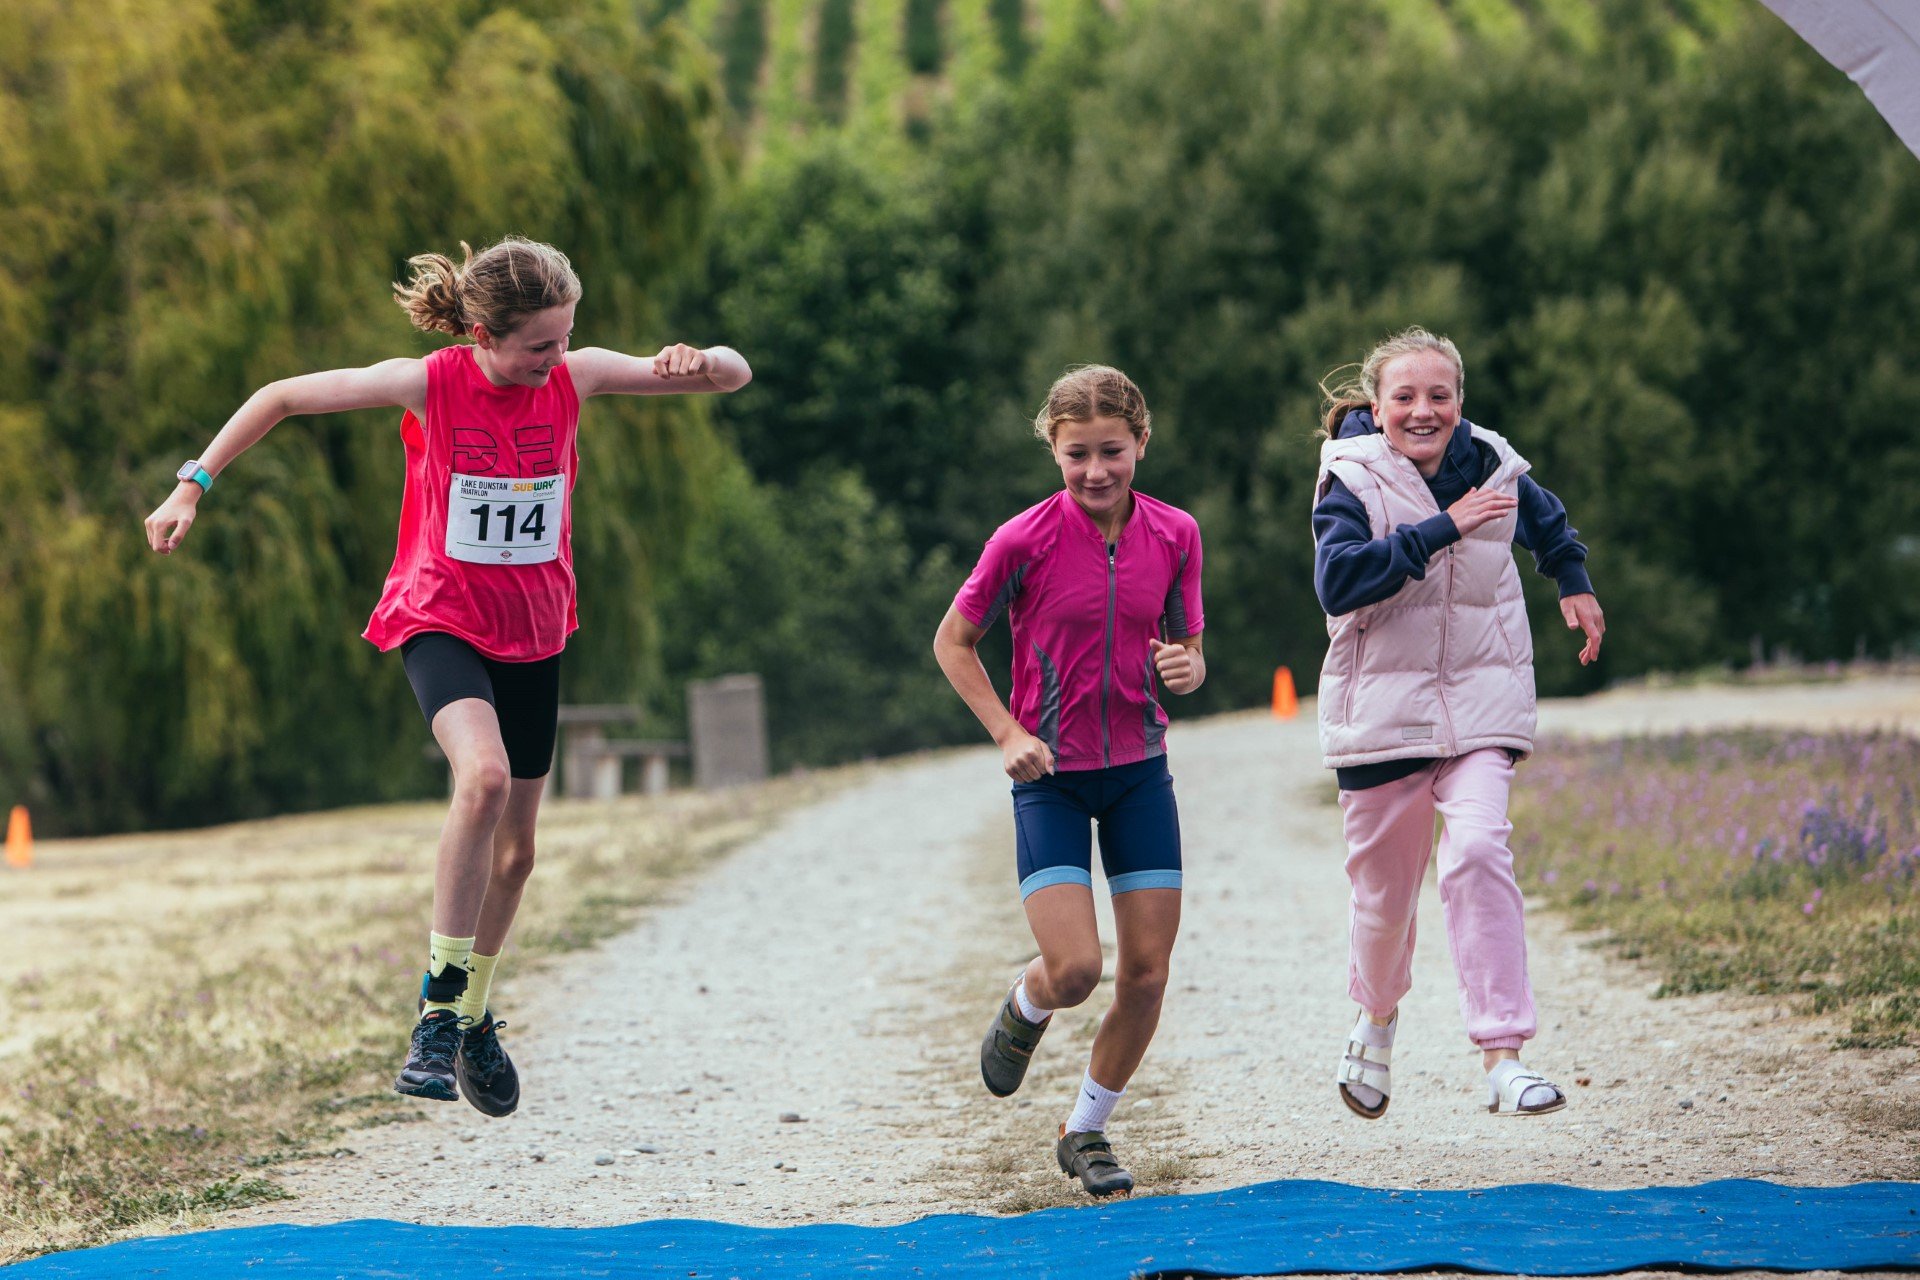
[392,237,582,339]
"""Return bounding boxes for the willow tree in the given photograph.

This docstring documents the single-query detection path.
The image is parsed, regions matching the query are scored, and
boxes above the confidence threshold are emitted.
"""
[1,0,732,833]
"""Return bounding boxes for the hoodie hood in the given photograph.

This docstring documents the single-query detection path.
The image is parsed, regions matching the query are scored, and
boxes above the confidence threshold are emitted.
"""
[1335,407,1495,493]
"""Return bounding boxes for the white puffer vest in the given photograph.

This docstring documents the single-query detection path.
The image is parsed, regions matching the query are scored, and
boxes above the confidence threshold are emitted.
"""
[1315,425,1537,769]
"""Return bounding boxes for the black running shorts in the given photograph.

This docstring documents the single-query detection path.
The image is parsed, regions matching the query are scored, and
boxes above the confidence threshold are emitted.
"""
[400,632,561,779]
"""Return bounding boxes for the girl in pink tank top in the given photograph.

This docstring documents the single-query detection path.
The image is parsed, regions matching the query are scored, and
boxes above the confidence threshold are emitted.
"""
[144,237,752,1113]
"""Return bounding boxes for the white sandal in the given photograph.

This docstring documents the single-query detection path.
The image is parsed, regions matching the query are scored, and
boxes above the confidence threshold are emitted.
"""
[1486,1059,1567,1116]
[1337,1011,1396,1119]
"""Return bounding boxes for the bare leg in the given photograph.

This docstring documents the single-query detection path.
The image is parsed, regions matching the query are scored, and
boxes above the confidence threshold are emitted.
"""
[428,699,513,938]
[1087,888,1180,1090]
[1020,883,1105,1011]
[474,776,545,955]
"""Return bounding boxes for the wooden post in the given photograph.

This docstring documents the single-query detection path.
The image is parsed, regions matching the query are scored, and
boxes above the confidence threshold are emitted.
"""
[564,725,606,799]
[689,674,769,790]
[591,750,621,801]
[640,752,671,797]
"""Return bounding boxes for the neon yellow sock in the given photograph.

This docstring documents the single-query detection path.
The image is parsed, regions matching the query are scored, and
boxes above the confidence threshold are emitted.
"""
[455,950,500,1025]
[422,933,475,1016]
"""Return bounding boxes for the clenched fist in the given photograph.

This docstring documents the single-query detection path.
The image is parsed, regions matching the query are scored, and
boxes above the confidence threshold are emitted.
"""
[651,344,711,378]
[999,727,1056,782]
[1150,637,1204,695]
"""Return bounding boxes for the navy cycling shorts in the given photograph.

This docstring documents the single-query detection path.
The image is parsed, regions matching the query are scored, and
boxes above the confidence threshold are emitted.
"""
[1011,754,1182,900]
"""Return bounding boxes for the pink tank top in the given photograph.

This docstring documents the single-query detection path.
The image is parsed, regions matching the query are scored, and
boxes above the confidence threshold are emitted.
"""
[363,344,581,661]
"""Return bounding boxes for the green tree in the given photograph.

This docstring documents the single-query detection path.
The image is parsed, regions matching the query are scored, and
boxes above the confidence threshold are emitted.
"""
[657,462,976,765]
[0,0,730,832]
[684,135,1044,557]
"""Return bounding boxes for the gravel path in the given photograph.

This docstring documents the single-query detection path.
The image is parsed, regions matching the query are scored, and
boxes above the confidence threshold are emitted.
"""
[233,749,1009,1226]
[232,677,1920,1233]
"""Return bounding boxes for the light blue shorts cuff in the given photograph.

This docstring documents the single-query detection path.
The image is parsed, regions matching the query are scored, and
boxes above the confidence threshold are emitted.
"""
[1019,866,1094,900]
[1108,869,1183,895]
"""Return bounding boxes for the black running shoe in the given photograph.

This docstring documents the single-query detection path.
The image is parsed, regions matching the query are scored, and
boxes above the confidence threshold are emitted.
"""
[455,1010,520,1118]
[394,1009,465,1101]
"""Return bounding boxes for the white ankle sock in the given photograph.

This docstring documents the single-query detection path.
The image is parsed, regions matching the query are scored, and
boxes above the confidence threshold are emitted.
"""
[1065,1071,1124,1134]
[1013,975,1051,1025]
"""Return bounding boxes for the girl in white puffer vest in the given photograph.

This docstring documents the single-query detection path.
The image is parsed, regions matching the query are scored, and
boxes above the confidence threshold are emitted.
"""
[1312,328,1606,1119]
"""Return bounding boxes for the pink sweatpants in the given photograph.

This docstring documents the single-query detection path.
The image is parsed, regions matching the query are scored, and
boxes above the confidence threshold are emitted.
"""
[1339,747,1535,1050]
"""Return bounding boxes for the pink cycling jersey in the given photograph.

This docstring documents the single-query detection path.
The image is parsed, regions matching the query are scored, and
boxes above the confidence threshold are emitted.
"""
[956,489,1205,772]
[363,344,581,662]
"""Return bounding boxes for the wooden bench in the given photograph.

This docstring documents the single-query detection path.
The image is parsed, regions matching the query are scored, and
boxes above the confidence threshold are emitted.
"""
[424,704,690,799]
[558,705,686,799]
[564,735,689,799]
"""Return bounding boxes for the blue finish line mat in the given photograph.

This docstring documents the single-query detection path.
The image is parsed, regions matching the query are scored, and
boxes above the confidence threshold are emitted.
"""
[11,1179,1919,1277]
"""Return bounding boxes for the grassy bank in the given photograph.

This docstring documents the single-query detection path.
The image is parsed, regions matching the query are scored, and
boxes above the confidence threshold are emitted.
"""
[1511,730,1919,1049]
[0,771,848,1262]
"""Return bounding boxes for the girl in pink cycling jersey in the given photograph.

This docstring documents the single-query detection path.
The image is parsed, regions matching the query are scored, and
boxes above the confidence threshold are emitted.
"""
[144,236,751,1115]
[934,365,1205,1198]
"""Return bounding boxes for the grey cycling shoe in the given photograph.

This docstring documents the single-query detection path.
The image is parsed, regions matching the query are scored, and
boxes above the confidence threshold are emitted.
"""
[979,985,1049,1098]
[1057,1127,1135,1198]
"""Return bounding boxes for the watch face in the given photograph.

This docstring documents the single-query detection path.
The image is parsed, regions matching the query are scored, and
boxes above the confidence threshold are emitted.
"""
[177,461,199,481]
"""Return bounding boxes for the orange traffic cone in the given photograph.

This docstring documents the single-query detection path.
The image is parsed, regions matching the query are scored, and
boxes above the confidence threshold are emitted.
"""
[1271,666,1298,720]
[4,806,30,868]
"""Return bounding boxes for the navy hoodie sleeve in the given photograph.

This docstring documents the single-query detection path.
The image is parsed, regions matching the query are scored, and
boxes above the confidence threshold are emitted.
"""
[1513,475,1593,598]
[1312,476,1461,617]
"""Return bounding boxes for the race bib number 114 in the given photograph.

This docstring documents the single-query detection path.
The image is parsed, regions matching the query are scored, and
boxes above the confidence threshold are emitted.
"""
[445,473,563,565]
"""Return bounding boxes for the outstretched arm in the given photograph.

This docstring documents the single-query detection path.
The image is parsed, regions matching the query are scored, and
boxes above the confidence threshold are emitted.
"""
[567,344,752,398]
[144,358,426,554]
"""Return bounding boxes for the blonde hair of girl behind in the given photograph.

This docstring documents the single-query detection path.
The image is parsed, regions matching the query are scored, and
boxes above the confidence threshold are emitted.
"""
[393,236,583,339]
[1318,327,1465,437]
[1032,365,1152,444]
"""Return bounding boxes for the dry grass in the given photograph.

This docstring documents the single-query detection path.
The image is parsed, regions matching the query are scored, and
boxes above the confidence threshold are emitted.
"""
[1846,1095,1920,1133]
[0,770,849,1263]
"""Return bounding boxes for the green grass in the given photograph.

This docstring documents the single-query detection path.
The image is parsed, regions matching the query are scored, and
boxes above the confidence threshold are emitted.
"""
[1510,730,1920,1048]
[850,0,909,135]
[762,0,816,132]
[680,0,1756,143]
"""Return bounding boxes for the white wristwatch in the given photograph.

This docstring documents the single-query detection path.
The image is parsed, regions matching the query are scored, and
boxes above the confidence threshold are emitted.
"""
[176,460,214,493]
